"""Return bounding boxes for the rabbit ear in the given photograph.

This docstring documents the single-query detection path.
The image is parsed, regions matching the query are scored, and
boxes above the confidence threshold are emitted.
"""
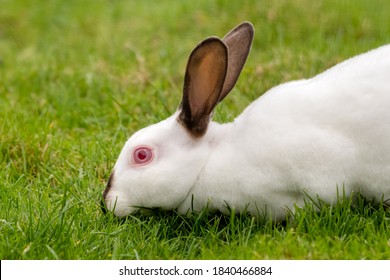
[219,22,254,102]
[178,37,228,137]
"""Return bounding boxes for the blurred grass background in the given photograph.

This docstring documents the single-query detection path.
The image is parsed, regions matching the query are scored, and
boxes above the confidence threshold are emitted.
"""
[0,0,389,259]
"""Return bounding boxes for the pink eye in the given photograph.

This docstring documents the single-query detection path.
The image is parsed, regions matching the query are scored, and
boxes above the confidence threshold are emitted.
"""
[133,146,153,165]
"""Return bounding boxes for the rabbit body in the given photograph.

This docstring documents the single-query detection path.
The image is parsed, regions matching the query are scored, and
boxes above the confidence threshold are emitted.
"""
[103,22,390,219]
[179,44,390,219]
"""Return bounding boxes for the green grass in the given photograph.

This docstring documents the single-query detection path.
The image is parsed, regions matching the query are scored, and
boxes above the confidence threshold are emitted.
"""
[1,0,390,260]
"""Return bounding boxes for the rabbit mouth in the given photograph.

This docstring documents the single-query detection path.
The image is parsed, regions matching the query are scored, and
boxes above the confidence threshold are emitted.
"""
[101,171,143,217]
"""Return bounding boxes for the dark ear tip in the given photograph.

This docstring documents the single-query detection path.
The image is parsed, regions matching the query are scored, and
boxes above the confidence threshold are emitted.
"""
[241,21,254,30]
[237,21,255,38]
[192,36,228,54]
[224,21,255,42]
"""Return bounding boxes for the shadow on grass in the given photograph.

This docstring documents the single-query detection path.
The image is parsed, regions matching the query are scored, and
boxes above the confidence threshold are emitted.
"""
[96,192,390,259]
[100,191,390,242]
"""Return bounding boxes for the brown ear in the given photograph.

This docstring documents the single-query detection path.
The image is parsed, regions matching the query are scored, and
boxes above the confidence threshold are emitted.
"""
[219,22,254,102]
[178,37,228,137]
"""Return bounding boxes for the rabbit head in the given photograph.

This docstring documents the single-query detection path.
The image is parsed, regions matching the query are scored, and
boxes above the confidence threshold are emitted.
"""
[102,22,254,217]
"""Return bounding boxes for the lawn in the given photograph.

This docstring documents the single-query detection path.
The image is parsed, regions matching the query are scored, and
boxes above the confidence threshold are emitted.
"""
[1,0,390,260]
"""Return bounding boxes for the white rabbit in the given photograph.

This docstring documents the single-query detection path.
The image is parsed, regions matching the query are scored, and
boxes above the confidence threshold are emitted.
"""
[102,22,390,220]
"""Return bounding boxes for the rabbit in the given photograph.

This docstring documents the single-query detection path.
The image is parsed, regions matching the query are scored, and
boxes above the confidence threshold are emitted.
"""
[102,21,390,220]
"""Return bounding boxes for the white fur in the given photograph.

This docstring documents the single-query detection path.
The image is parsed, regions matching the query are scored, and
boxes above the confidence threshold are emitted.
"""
[104,36,390,219]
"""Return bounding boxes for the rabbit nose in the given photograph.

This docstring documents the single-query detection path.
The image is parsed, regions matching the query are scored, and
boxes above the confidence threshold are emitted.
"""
[101,198,107,214]
[101,172,114,214]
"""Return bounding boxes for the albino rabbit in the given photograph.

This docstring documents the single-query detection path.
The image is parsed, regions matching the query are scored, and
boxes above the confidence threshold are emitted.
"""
[102,22,390,220]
